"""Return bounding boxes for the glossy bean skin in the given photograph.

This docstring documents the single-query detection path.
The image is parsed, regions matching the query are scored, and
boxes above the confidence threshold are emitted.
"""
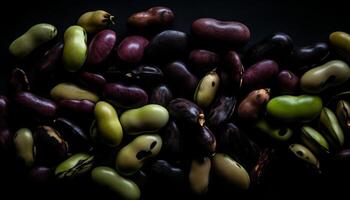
[62,25,87,72]
[35,125,69,165]
[291,42,329,70]
[9,23,57,58]
[289,144,320,169]
[300,60,350,94]
[319,107,344,149]
[336,100,350,135]
[50,83,99,102]
[207,95,236,128]
[14,128,35,167]
[163,61,198,97]
[126,65,164,87]
[329,31,350,61]
[277,70,299,95]
[78,71,106,92]
[14,92,57,118]
[77,10,116,33]
[300,126,330,155]
[127,6,174,34]
[194,125,217,157]
[103,83,148,109]
[168,98,205,126]
[220,51,244,94]
[160,120,184,161]
[87,29,116,66]
[191,18,250,47]
[242,60,279,91]
[53,118,92,152]
[237,89,270,121]
[9,68,30,94]
[266,95,323,123]
[189,49,219,75]
[150,84,173,107]
[246,32,293,64]
[0,96,11,152]
[91,166,141,200]
[145,30,189,62]
[58,99,95,114]
[120,104,169,135]
[117,36,149,64]
[189,158,211,195]
[194,69,220,108]
[255,119,293,141]
[115,134,162,175]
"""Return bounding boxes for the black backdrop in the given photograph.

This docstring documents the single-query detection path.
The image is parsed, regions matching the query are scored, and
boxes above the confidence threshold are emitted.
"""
[1,0,349,199]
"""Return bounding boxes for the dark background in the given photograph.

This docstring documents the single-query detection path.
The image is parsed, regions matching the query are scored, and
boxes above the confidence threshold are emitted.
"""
[0,0,349,199]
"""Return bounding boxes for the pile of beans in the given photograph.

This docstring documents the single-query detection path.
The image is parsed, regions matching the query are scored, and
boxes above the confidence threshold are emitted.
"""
[1,6,350,200]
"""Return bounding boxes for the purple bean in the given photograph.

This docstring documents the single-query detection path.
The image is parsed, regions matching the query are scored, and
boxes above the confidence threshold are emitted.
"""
[189,49,219,75]
[87,29,117,66]
[277,70,299,94]
[14,92,57,118]
[78,71,106,92]
[117,36,149,64]
[58,99,95,114]
[103,83,148,108]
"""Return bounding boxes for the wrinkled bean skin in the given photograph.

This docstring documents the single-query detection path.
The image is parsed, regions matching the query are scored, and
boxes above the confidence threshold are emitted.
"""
[246,32,293,64]
[62,25,87,72]
[336,100,350,135]
[150,84,173,107]
[277,70,299,95]
[55,153,94,179]
[87,29,116,66]
[220,51,244,94]
[163,61,198,97]
[267,95,323,123]
[77,10,116,33]
[160,120,184,161]
[78,71,106,92]
[35,125,69,165]
[117,36,149,64]
[237,89,270,121]
[127,6,174,34]
[291,42,329,70]
[103,83,148,109]
[120,104,169,135]
[50,83,99,102]
[242,60,279,91]
[207,95,236,128]
[126,65,164,87]
[217,123,260,170]
[14,128,35,167]
[28,166,52,184]
[168,98,205,126]
[191,18,250,47]
[115,134,162,175]
[91,166,141,200]
[329,31,350,61]
[300,60,350,94]
[0,96,11,152]
[189,158,211,195]
[189,49,219,75]
[53,118,92,152]
[9,23,57,58]
[14,92,57,118]
[145,30,189,62]
[9,68,30,94]
[58,99,95,114]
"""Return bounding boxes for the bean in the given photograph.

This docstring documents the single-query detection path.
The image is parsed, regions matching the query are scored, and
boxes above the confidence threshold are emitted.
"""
[77,10,115,33]
[189,158,211,195]
[150,84,173,107]
[255,119,293,141]
[336,100,350,135]
[50,82,99,102]
[58,99,95,114]
[189,49,219,75]
[207,95,236,128]
[55,153,94,179]
[78,71,106,92]
[291,42,329,70]
[194,69,220,108]
[289,144,320,169]
[117,36,149,64]
[220,51,244,94]
[161,120,184,161]
[126,65,164,87]
[14,128,35,167]
[329,31,350,61]
[9,68,30,94]
[237,88,270,121]
[277,70,299,95]
[87,29,116,66]
[319,107,344,148]
[168,98,205,126]
[300,126,330,155]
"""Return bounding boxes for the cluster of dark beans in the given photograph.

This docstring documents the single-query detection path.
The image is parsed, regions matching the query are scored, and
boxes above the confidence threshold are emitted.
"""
[1,6,350,200]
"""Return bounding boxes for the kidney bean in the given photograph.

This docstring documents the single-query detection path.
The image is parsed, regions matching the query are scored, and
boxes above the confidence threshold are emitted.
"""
[117,36,149,64]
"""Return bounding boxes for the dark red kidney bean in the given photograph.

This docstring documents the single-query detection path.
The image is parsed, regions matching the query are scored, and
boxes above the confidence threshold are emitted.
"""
[28,166,52,184]
[277,70,299,95]
[58,99,95,114]
[194,125,216,157]
[103,83,148,108]
[161,120,184,161]
[14,92,57,118]
[78,71,106,92]
[191,18,250,47]
[217,123,260,170]
[0,96,11,152]
[291,42,329,71]
[126,65,164,87]
[9,68,30,94]
[189,49,219,75]
[242,60,279,91]
[34,42,63,73]
[35,125,69,165]
[220,51,244,94]
[246,32,293,64]
[207,95,236,129]
[168,98,205,126]
[127,6,174,34]
[145,30,189,62]
[163,61,198,97]
[53,118,92,152]
[117,36,149,64]
[87,29,116,66]
[150,84,173,107]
